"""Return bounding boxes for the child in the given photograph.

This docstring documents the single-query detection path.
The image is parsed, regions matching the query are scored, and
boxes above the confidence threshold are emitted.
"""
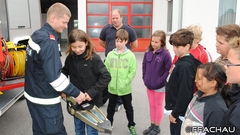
[181,62,229,135]
[104,29,137,135]
[165,28,201,135]
[214,24,240,68]
[172,24,212,64]
[142,30,172,135]
[214,24,240,107]
[221,37,240,134]
[61,29,111,135]
[99,9,138,111]
[171,24,212,93]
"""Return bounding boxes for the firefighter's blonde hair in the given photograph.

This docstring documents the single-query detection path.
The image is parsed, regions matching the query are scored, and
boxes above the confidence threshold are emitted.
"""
[47,2,71,19]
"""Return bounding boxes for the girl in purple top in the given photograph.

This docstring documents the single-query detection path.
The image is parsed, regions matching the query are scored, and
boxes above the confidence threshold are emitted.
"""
[142,30,172,135]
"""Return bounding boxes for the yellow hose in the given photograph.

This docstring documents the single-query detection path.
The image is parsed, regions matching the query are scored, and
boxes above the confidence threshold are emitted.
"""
[19,50,26,76]
[9,50,26,77]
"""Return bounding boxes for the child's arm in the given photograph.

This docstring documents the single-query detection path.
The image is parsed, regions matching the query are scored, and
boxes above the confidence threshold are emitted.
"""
[142,53,147,79]
[171,66,195,119]
[124,53,137,85]
[85,55,111,99]
[205,108,226,128]
[60,55,71,99]
[228,106,240,132]
[104,53,110,72]
[156,53,172,87]
[61,55,70,77]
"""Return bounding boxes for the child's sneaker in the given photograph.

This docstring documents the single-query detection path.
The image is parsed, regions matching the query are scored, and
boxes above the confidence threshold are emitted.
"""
[129,126,137,135]
[147,126,160,135]
[143,124,154,135]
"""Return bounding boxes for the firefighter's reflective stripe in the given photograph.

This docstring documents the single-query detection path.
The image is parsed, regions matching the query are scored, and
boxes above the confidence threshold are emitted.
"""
[28,37,41,54]
[50,73,69,92]
[24,91,61,105]
[58,44,61,52]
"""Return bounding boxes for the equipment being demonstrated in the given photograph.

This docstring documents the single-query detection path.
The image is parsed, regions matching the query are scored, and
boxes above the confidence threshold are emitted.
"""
[0,0,41,116]
[66,96,112,134]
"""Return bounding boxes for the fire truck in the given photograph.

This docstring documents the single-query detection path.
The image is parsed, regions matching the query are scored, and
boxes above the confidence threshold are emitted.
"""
[0,0,41,116]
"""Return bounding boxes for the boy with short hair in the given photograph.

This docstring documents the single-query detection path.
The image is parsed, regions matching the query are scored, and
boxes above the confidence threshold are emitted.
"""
[172,24,212,64]
[214,24,240,69]
[165,28,201,135]
[171,24,212,93]
[104,29,137,135]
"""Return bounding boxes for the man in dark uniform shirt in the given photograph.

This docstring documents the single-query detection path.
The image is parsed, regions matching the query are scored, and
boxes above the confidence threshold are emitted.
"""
[24,3,85,135]
[99,9,138,111]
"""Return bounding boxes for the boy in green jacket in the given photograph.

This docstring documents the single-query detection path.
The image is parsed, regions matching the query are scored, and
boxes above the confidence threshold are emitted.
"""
[105,29,137,135]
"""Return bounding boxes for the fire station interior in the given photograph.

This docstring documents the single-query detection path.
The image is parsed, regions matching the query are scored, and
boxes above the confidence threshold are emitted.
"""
[40,0,77,29]
[40,0,78,50]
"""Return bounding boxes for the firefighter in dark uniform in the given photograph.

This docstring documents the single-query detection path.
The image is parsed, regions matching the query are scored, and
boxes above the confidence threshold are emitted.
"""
[24,3,85,135]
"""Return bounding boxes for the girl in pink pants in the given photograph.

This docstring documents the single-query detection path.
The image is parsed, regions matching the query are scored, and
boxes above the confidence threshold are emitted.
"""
[142,30,172,135]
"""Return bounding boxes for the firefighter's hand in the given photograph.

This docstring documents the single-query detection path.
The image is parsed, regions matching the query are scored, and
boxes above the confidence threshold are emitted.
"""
[85,93,92,101]
[61,93,66,99]
[75,92,86,104]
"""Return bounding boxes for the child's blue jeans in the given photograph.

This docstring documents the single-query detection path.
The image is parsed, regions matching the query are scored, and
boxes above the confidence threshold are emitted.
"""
[74,117,98,135]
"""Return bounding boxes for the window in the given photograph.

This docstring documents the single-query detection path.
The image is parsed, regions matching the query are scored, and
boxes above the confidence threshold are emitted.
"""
[87,28,102,38]
[88,4,108,14]
[86,0,152,38]
[131,4,152,14]
[134,28,150,38]
[74,20,78,29]
[132,0,152,1]
[167,0,173,32]
[131,16,151,26]
[87,3,109,38]
[110,0,130,1]
[218,0,237,26]
[88,16,108,26]
[86,0,153,51]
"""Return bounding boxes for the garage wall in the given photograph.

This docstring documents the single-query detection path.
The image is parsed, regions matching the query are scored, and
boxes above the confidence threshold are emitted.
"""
[181,0,219,61]
[155,0,220,61]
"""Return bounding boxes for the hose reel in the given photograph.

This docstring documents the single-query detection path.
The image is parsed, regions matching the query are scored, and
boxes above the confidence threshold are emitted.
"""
[1,38,26,80]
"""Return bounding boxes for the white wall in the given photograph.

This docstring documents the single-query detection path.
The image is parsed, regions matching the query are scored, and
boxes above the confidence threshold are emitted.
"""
[153,0,221,61]
[152,0,174,59]
[78,0,87,32]
[181,0,220,61]
[236,1,240,24]
[152,0,168,32]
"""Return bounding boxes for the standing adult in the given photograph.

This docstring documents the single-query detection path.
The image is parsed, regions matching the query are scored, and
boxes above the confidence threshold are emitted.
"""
[24,3,85,135]
[99,9,138,111]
